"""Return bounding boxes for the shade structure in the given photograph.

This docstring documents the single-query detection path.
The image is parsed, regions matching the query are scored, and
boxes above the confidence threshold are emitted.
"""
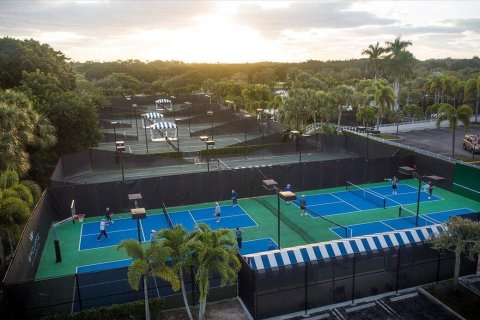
[245,224,445,271]
[155,98,172,111]
[144,112,164,120]
[150,122,177,129]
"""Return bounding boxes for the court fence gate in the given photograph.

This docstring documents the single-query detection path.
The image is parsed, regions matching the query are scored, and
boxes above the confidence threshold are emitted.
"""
[238,242,477,319]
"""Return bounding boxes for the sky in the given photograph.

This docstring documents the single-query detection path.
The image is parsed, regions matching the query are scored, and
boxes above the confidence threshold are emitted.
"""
[1,0,479,63]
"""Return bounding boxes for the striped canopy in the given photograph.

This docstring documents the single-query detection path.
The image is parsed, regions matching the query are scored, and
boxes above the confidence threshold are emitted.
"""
[245,224,444,271]
[150,122,177,129]
[144,112,164,119]
[155,99,171,104]
[274,90,288,98]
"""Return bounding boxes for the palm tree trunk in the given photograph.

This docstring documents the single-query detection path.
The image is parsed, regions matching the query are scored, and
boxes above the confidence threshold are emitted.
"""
[179,269,193,320]
[198,300,206,320]
[143,276,151,320]
[393,79,400,111]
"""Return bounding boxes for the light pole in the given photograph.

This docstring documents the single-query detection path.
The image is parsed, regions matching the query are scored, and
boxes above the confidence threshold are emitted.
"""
[399,166,445,226]
[200,136,214,172]
[144,124,149,154]
[185,101,192,137]
[207,110,214,140]
[111,121,118,145]
[256,108,263,134]
[205,94,211,105]
[244,114,253,145]
[262,179,296,250]
[175,118,181,151]
[116,141,125,182]
[132,104,139,140]
[170,96,176,120]
[291,130,300,162]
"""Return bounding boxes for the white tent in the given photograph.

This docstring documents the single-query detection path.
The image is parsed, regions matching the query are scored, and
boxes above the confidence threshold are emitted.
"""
[155,99,172,111]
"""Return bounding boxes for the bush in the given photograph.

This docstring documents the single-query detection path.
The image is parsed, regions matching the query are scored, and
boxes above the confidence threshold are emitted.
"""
[20,180,42,204]
[1,197,31,224]
[0,169,19,189]
[9,184,33,207]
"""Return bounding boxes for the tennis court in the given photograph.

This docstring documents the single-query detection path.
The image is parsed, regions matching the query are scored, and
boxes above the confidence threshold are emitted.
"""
[36,178,480,279]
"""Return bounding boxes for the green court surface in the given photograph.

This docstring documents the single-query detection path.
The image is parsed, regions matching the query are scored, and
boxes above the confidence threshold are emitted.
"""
[36,178,480,279]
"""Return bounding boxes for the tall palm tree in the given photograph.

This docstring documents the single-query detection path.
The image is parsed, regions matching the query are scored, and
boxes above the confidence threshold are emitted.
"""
[436,103,473,158]
[464,76,480,122]
[362,42,386,81]
[117,239,177,320]
[157,225,194,320]
[385,36,415,110]
[356,106,376,127]
[189,223,240,320]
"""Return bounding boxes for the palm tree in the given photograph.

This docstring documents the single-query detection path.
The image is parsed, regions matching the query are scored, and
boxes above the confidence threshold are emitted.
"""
[385,36,415,110]
[374,83,395,127]
[362,42,386,80]
[436,103,473,158]
[332,85,355,128]
[117,239,177,320]
[189,223,240,320]
[157,225,194,320]
[464,76,480,122]
[356,106,376,127]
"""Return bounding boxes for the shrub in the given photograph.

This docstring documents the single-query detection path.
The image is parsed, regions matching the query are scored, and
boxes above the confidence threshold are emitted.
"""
[1,197,31,224]
[0,169,19,189]
[9,184,33,207]
[20,180,42,204]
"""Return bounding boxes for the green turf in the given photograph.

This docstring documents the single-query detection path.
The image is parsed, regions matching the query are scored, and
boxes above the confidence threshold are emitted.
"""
[36,178,480,279]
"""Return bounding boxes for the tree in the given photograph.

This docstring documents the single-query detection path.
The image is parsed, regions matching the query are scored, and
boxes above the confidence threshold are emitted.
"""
[332,85,355,128]
[362,42,386,80]
[429,216,480,290]
[464,76,480,122]
[436,103,473,158]
[189,224,240,320]
[385,36,415,110]
[117,239,177,320]
[0,90,56,176]
[373,83,394,127]
[157,225,194,320]
[356,106,376,127]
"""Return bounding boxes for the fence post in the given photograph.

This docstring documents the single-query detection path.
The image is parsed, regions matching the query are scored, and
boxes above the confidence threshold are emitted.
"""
[436,251,441,284]
[352,253,356,304]
[75,273,83,311]
[304,263,308,316]
[395,246,401,293]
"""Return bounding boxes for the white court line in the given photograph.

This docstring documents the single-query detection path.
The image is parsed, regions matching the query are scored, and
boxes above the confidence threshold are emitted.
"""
[331,193,362,211]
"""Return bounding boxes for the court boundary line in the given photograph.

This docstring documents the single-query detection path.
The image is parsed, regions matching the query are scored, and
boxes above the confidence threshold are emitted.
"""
[330,192,362,211]
[75,258,133,273]
[331,207,476,238]
[82,227,138,237]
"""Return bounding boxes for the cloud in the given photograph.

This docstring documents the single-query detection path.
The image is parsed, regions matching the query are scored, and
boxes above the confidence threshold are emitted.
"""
[233,1,397,36]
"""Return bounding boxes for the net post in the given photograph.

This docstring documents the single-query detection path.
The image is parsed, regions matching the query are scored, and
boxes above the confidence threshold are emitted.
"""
[398,206,401,217]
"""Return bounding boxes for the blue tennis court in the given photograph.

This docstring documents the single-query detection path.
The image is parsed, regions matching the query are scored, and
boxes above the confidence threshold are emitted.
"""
[294,183,441,218]
[79,204,257,250]
[331,208,475,238]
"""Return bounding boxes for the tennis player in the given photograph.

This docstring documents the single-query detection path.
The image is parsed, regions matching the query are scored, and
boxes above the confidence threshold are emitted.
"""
[231,189,238,207]
[299,195,307,216]
[105,207,114,224]
[386,176,399,195]
[423,181,434,199]
[96,219,110,241]
[214,202,221,223]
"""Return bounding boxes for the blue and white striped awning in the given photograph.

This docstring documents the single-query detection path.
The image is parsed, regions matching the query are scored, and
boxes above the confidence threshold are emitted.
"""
[144,112,164,119]
[155,99,171,105]
[245,225,445,271]
[150,122,176,129]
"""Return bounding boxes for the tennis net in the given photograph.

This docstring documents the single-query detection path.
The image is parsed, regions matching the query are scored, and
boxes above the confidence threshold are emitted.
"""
[346,181,386,208]
[162,202,174,229]
[305,208,351,238]
[398,206,437,227]
[165,136,179,152]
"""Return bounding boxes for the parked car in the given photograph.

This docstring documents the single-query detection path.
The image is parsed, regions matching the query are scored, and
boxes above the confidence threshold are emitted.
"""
[463,134,480,153]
